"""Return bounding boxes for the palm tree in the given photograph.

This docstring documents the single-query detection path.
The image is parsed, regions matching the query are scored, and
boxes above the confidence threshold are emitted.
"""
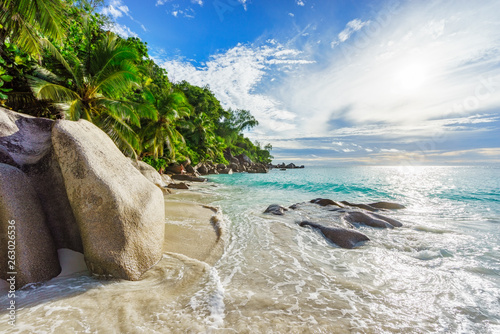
[29,32,156,157]
[0,0,66,56]
[140,88,192,159]
[182,111,218,160]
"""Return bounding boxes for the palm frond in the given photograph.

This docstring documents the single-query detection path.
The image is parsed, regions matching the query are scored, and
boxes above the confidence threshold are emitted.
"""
[29,76,80,102]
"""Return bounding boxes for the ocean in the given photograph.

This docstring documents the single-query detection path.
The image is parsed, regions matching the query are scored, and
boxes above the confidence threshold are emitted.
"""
[1,166,499,333]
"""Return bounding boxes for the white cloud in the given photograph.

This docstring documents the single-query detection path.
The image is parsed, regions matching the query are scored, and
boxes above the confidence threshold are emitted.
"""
[296,0,305,6]
[156,0,170,5]
[289,13,295,17]
[154,43,314,136]
[101,0,131,19]
[191,0,203,6]
[280,1,500,140]
[104,23,138,38]
[332,19,370,47]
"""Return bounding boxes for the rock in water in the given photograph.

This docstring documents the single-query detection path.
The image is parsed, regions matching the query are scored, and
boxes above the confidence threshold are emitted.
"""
[310,198,344,207]
[298,221,369,249]
[368,201,406,210]
[52,119,165,280]
[369,212,403,227]
[264,204,288,215]
[344,211,394,229]
[340,201,379,212]
[0,163,61,288]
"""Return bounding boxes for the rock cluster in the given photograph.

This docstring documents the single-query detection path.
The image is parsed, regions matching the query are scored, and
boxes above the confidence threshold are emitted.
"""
[0,108,165,288]
[271,162,305,169]
[264,198,405,249]
[164,148,269,177]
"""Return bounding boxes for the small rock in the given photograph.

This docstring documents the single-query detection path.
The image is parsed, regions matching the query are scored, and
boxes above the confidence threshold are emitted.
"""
[310,198,343,207]
[344,211,393,229]
[264,204,288,215]
[298,221,369,249]
[341,201,378,212]
[171,174,207,182]
[167,182,189,189]
[368,202,406,210]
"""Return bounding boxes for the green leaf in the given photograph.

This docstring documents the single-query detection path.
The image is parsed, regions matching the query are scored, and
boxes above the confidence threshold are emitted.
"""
[0,93,8,100]
[14,56,24,65]
[1,75,13,82]
[0,88,13,93]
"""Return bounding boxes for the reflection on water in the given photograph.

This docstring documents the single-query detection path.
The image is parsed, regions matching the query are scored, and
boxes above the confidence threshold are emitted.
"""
[1,166,499,333]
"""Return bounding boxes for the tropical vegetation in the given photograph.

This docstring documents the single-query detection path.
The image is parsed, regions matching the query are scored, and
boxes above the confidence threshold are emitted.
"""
[0,0,273,168]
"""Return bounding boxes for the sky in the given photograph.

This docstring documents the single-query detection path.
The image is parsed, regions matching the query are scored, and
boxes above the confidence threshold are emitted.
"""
[101,0,500,166]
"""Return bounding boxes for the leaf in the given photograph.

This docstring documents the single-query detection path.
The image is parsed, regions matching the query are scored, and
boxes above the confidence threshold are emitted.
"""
[0,93,8,99]
[1,75,13,82]
[14,56,24,65]
[0,88,13,93]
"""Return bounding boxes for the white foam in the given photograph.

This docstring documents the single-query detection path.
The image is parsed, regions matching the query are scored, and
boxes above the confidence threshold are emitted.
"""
[189,266,226,329]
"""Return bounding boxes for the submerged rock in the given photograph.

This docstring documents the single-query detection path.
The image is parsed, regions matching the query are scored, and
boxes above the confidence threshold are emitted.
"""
[0,163,61,288]
[171,174,207,182]
[369,212,403,227]
[264,204,289,215]
[52,119,165,280]
[298,221,369,249]
[344,211,394,229]
[340,201,378,212]
[310,198,344,207]
[369,201,406,210]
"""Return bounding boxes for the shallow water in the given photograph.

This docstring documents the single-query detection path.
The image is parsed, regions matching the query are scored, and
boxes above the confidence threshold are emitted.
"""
[1,166,499,333]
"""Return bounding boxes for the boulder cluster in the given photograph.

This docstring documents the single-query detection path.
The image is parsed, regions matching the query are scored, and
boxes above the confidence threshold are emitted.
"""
[0,108,165,288]
[270,162,305,169]
[264,199,405,249]
[165,148,269,178]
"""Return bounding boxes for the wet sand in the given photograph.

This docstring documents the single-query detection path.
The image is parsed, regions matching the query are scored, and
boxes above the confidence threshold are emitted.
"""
[0,185,227,333]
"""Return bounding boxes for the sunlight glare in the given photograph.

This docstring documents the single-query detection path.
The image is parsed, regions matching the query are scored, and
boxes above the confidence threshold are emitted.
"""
[393,62,428,94]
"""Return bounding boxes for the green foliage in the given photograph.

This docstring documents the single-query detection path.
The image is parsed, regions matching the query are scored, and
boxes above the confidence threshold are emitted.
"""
[30,32,156,157]
[141,156,168,172]
[0,0,274,166]
[0,0,67,56]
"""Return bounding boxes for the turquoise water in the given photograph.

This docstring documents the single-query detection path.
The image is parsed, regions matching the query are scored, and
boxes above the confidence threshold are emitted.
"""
[1,166,498,333]
[205,166,500,333]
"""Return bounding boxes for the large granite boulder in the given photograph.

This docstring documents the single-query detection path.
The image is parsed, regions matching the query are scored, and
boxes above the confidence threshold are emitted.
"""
[0,163,61,288]
[236,154,252,165]
[0,108,81,252]
[52,119,165,280]
[131,159,167,189]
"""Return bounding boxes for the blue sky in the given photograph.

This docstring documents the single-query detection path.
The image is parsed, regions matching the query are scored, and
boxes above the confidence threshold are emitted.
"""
[102,0,500,166]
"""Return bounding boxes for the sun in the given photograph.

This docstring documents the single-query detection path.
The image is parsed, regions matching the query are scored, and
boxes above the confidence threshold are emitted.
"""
[393,62,428,94]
